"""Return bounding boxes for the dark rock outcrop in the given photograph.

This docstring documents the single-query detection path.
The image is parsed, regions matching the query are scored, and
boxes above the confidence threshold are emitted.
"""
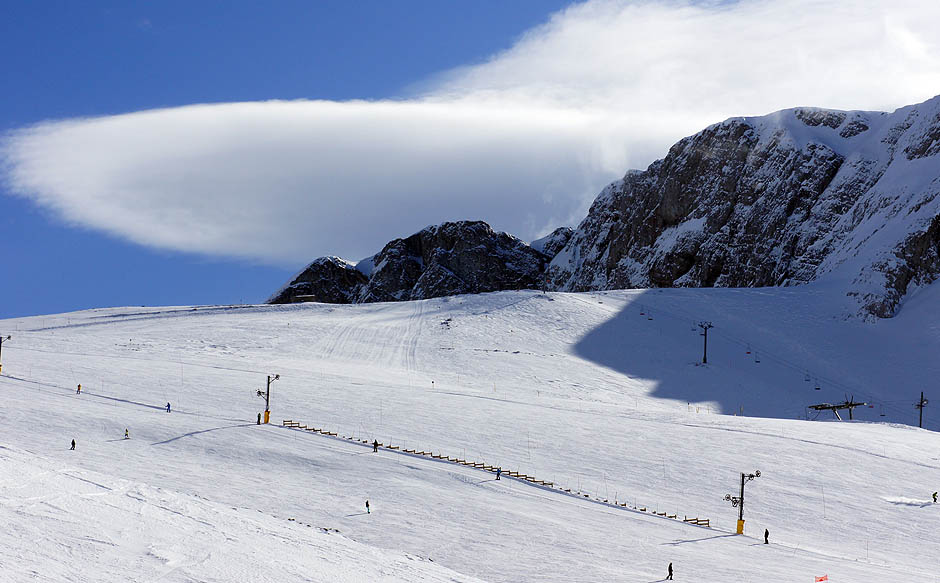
[269,257,367,304]
[269,221,549,304]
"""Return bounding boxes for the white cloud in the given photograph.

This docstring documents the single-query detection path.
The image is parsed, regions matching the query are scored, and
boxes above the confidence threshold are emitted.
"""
[4,0,940,265]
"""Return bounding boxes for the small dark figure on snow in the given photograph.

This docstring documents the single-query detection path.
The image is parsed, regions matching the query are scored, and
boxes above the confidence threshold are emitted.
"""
[76,384,82,394]
[933,491,938,503]
[257,412,262,425]
[166,402,171,413]
[666,562,673,580]
[764,528,769,544]
[124,428,129,440]
[365,500,370,514]
[70,439,76,450]
[372,439,379,453]
[496,467,502,480]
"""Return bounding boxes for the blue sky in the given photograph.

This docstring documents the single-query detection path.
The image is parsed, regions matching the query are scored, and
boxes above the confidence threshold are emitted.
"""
[0,0,569,317]
[3,0,938,318]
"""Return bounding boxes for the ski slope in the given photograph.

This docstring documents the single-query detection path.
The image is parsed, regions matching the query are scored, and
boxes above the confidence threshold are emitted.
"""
[1,286,939,582]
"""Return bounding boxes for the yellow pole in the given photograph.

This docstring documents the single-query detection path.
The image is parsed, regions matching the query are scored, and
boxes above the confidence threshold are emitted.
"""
[264,410,270,424]
[736,519,745,535]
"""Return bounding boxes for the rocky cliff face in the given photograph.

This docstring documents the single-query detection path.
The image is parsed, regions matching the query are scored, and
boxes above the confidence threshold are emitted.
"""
[269,221,551,304]
[549,96,940,318]
[530,227,574,259]
[272,96,940,318]
[269,256,368,304]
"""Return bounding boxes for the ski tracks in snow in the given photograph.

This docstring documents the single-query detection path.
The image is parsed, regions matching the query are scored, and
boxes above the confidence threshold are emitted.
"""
[317,300,424,372]
[400,300,425,373]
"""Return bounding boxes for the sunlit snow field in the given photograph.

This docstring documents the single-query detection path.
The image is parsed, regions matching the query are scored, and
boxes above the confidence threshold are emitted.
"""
[2,286,939,582]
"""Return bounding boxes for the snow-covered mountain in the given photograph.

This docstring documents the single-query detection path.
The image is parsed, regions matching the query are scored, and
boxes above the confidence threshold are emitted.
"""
[9,98,940,583]
[274,96,940,318]
[551,96,940,318]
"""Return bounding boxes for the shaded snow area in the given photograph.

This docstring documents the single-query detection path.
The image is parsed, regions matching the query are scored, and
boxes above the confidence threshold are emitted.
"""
[2,287,939,582]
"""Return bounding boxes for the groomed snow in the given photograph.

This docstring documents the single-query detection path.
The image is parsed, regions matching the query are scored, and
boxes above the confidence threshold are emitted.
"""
[2,286,938,581]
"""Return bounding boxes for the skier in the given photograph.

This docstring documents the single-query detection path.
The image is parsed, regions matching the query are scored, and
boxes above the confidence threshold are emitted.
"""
[666,562,673,580]
[70,439,76,450]
[933,491,938,503]
[257,412,262,425]
[166,402,171,413]
[764,528,769,544]
[76,384,81,394]
[372,439,379,453]
[124,428,129,440]
[365,500,370,514]
[496,467,502,480]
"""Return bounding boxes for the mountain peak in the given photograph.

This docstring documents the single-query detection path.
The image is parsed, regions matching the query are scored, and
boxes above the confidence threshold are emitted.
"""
[269,220,553,304]
[272,95,940,318]
[550,94,940,318]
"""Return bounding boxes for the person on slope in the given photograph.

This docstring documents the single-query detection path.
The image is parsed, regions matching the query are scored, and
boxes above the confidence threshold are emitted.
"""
[496,467,502,480]
[764,528,769,544]
[373,439,379,453]
[76,384,82,394]
[666,562,673,580]
[70,439,76,450]
[933,491,938,503]
[166,402,171,413]
[365,500,370,514]
[124,428,129,440]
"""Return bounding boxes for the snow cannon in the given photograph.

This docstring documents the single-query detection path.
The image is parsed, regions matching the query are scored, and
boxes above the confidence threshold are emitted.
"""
[724,470,760,535]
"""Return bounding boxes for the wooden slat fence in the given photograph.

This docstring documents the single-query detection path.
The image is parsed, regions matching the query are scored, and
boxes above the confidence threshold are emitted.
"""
[281,419,710,529]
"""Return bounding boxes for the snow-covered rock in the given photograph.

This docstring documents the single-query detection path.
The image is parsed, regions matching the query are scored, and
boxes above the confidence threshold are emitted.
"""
[270,221,549,304]
[550,95,940,318]
[530,226,573,259]
[268,256,368,304]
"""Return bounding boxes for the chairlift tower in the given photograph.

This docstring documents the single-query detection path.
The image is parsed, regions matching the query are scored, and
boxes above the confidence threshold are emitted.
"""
[808,397,867,421]
[698,322,713,364]
[916,391,929,428]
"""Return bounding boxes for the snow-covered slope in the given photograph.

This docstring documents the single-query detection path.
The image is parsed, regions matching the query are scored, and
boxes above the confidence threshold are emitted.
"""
[551,96,940,319]
[2,287,939,581]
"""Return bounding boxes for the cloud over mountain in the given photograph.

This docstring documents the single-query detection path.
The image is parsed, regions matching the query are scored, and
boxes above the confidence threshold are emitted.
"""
[4,0,940,265]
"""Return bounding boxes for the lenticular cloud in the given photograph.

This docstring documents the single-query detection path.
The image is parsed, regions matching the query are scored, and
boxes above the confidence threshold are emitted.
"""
[3,0,940,265]
[2,101,612,264]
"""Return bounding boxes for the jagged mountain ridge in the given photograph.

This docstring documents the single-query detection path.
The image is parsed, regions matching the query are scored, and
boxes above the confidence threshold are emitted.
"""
[269,221,558,304]
[271,96,940,317]
[550,96,940,317]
